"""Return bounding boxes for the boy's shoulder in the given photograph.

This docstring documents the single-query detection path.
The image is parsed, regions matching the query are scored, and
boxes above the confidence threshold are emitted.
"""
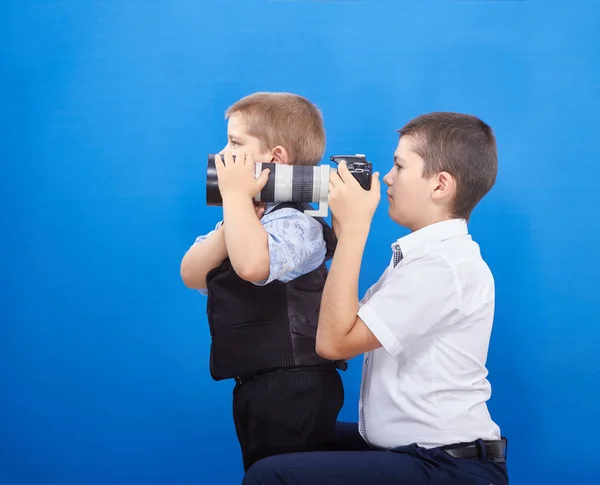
[400,231,492,287]
[261,203,326,242]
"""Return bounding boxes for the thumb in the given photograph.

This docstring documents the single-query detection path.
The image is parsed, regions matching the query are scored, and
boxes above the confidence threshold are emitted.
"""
[370,172,381,192]
[256,168,271,190]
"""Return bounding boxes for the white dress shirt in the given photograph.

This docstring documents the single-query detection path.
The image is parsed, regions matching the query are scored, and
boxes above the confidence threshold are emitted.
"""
[357,219,502,449]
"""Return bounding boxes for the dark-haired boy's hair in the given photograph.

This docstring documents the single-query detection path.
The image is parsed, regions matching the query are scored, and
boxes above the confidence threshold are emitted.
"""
[399,112,498,220]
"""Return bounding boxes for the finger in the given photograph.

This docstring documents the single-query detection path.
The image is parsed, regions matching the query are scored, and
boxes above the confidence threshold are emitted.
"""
[337,161,350,182]
[329,170,339,188]
[256,168,271,190]
[369,173,381,205]
[370,172,381,193]
[235,151,245,165]
[339,162,363,189]
[222,151,233,166]
[214,153,225,169]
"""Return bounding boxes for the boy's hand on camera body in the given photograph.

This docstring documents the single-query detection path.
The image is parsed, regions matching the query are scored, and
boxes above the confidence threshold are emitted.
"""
[328,161,381,235]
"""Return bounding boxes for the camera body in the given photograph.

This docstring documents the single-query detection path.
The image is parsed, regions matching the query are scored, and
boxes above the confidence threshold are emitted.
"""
[330,154,373,190]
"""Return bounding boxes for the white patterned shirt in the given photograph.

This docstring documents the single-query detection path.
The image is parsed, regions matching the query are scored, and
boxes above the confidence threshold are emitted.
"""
[192,203,326,294]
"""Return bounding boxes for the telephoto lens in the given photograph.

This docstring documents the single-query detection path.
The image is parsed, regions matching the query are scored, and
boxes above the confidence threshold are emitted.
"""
[206,154,331,215]
[205,153,371,217]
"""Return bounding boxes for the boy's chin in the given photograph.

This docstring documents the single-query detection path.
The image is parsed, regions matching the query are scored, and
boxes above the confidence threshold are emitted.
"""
[388,207,403,224]
[388,209,413,229]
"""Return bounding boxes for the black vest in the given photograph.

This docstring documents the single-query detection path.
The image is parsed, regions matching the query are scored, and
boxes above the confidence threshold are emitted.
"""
[205,202,347,381]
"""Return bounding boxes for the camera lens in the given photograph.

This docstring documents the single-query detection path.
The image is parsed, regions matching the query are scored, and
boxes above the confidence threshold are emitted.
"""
[254,163,330,204]
[206,154,330,206]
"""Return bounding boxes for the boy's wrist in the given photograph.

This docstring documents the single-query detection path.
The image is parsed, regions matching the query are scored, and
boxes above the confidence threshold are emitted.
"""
[338,221,371,240]
[222,192,252,207]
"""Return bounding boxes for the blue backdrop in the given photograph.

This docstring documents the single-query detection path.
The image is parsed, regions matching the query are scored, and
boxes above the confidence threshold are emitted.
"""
[2,1,599,484]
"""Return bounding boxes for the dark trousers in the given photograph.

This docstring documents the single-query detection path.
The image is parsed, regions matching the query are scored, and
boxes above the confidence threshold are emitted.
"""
[242,422,509,485]
[232,366,344,471]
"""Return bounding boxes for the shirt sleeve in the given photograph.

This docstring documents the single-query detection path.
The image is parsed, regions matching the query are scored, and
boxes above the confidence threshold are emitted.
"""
[357,255,462,357]
[189,220,223,295]
[253,208,327,286]
[191,220,223,247]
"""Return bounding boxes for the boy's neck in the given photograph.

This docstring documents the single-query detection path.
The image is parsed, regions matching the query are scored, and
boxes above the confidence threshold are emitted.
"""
[408,214,455,233]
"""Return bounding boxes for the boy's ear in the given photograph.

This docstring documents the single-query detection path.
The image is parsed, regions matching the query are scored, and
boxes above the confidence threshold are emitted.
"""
[271,146,290,164]
[431,171,456,202]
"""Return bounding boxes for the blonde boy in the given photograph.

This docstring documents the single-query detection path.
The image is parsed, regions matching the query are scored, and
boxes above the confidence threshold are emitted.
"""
[181,93,345,471]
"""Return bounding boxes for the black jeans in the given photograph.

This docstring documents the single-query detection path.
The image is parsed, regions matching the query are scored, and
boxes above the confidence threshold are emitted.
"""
[242,422,509,484]
[232,366,344,471]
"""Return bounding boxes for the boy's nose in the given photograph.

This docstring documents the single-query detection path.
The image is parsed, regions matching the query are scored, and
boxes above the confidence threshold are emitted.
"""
[383,171,393,187]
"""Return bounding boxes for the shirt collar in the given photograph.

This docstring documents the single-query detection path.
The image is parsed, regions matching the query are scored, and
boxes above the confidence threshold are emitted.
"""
[392,219,469,256]
[263,202,280,215]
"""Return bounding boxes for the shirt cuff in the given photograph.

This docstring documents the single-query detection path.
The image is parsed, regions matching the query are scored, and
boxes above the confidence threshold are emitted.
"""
[357,303,403,358]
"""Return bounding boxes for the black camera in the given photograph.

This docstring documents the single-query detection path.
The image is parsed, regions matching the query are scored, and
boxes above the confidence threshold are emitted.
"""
[330,154,373,191]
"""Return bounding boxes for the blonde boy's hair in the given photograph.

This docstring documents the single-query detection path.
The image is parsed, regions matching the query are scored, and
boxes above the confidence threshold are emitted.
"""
[226,92,326,166]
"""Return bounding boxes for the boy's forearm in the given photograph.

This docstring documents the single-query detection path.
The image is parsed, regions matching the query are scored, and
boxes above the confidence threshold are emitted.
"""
[222,194,270,282]
[180,227,228,289]
[317,225,369,350]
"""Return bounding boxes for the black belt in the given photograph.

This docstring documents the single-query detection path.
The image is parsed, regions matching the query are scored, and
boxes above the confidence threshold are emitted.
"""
[234,363,343,386]
[441,439,507,462]
[234,373,258,385]
[234,369,271,386]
